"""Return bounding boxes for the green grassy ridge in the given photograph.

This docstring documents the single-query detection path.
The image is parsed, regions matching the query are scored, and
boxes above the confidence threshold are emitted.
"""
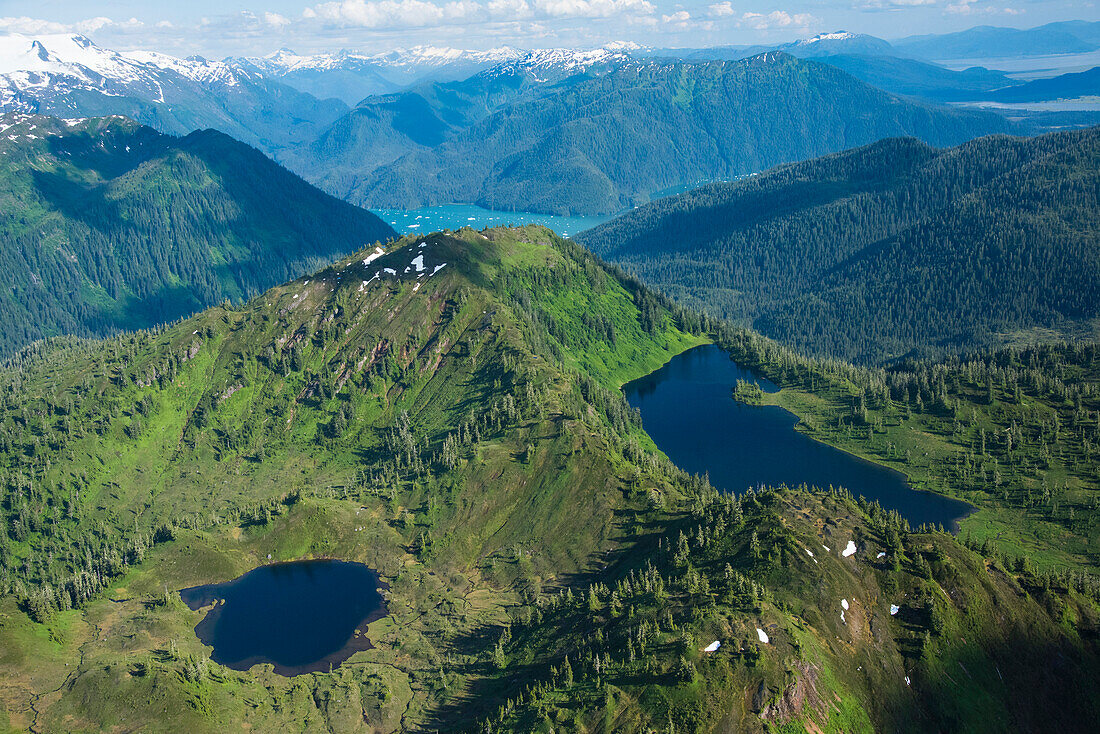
[0,113,395,358]
[462,487,1100,733]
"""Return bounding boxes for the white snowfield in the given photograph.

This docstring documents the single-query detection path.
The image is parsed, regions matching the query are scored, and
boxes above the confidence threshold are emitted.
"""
[363,247,385,266]
[703,640,720,653]
[756,628,769,644]
[890,604,900,616]
[358,243,448,292]
[842,540,858,557]
[0,33,263,120]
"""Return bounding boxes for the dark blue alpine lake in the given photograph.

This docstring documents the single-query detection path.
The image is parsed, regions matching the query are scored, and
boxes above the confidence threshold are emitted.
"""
[623,344,971,529]
[181,559,386,676]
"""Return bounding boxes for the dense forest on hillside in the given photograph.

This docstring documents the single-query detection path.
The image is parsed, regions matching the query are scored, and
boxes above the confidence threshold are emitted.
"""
[579,127,1100,363]
[324,53,1009,216]
[0,114,395,358]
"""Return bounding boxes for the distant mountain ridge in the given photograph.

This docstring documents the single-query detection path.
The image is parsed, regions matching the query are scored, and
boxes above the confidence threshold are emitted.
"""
[0,112,394,357]
[306,52,1011,216]
[280,44,639,191]
[895,21,1100,59]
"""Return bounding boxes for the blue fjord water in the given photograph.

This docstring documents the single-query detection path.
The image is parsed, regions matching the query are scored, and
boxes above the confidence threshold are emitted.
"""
[371,203,610,238]
[181,559,386,676]
[623,344,971,529]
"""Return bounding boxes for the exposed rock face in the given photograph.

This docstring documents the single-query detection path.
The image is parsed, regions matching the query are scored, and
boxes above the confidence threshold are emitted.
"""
[761,661,827,725]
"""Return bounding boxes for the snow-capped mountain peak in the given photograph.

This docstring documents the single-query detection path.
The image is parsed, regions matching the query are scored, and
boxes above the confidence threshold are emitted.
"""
[797,31,859,46]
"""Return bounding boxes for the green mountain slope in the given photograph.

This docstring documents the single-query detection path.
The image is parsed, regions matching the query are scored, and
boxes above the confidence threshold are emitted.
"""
[578,126,1100,363]
[467,487,1100,732]
[313,53,1011,216]
[0,113,396,358]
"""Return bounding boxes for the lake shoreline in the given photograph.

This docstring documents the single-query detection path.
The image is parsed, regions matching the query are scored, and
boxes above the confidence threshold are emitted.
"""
[623,344,974,530]
[181,559,389,677]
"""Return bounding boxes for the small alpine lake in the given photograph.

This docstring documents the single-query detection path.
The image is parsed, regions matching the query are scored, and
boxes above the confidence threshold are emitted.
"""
[623,344,972,530]
[180,559,387,676]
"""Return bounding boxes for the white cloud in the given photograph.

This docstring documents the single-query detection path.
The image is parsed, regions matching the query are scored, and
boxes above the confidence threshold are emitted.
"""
[738,10,818,30]
[708,2,736,17]
[312,0,479,28]
[0,15,143,35]
[856,0,936,9]
[488,0,533,17]
[308,0,482,28]
[944,0,1022,14]
[305,0,654,28]
[264,13,292,28]
[661,10,690,22]
[534,0,654,18]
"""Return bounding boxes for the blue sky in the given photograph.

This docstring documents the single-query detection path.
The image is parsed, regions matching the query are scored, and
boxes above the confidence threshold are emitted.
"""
[1,0,1095,56]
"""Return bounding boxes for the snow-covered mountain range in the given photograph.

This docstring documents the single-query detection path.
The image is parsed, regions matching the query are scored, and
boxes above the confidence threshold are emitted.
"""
[0,33,246,106]
[229,42,646,104]
[0,33,346,154]
[228,45,526,103]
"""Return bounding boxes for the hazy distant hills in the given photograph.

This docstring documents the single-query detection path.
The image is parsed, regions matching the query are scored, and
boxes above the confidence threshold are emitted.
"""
[0,113,394,357]
[228,45,526,105]
[2,28,1096,224]
[311,52,1010,216]
[983,66,1100,103]
[578,127,1100,363]
[895,21,1100,60]
[649,31,895,61]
